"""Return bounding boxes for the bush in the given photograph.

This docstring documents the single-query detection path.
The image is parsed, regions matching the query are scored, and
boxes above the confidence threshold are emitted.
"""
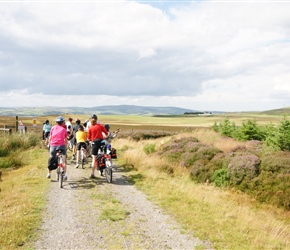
[219,117,235,137]
[211,168,229,187]
[159,137,200,163]
[276,118,290,151]
[228,154,260,185]
[190,159,211,182]
[235,120,265,141]
[131,132,171,141]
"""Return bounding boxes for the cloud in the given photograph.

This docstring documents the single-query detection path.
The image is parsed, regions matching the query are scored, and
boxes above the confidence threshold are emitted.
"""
[0,1,289,111]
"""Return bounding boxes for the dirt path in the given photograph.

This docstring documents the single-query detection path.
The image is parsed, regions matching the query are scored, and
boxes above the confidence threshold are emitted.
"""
[33,160,210,250]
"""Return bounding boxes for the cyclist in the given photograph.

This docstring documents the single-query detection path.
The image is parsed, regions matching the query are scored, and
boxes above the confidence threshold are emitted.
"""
[47,116,68,179]
[75,124,87,168]
[42,121,46,140]
[87,114,108,178]
[65,117,73,134]
[72,118,81,160]
[83,119,89,137]
[42,119,51,147]
[102,124,119,145]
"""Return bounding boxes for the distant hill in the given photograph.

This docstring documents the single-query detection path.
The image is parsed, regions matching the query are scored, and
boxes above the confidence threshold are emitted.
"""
[0,105,211,116]
[260,107,290,116]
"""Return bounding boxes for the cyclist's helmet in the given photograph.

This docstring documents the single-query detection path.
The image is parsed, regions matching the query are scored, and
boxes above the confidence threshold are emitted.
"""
[91,114,97,119]
[56,116,65,123]
[75,118,80,122]
[104,124,110,131]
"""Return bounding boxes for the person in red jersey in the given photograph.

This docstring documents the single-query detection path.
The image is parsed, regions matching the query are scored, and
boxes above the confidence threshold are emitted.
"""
[87,114,108,178]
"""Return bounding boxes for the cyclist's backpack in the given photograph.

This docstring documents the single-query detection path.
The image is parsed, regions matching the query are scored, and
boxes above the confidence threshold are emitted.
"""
[111,148,117,159]
[99,156,106,167]
[48,155,58,170]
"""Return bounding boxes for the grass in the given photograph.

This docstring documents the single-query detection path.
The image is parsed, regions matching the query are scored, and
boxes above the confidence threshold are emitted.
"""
[115,135,290,250]
[90,191,129,222]
[0,114,289,249]
[0,148,50,249]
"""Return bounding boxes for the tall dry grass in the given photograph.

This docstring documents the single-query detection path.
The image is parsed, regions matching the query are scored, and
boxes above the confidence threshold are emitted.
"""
[190,129,256,153]
[113,134,290,250]
[0,148,49,249]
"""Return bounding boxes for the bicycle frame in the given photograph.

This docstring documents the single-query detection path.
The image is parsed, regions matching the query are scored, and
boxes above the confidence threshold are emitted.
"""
[56,151,64,188]
[94,144,113,183]
[67,139,73,152]
[80,145,86,169]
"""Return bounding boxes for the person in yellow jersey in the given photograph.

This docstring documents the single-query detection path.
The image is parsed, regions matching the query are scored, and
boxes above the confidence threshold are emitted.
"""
[75,124,87,168]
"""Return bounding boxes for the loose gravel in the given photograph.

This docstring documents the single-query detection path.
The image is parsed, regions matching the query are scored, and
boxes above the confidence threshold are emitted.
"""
[33,159,211,250]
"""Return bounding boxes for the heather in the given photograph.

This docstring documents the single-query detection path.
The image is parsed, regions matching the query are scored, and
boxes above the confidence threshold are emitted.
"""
[151,133,290,210]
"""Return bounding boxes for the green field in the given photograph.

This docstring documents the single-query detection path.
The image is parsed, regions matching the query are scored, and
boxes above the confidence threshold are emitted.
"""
[0,112,286,135]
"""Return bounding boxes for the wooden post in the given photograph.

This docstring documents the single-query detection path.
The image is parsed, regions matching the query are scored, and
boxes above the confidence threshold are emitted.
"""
[16,116,18,132]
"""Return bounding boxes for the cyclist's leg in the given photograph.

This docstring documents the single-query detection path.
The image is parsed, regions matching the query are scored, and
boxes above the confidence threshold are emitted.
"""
[56,145,67,174]
[83,143,87,158]
[76,143,80,168]
[47,146,57,178]
[90,142,100,178]
[72,136,77,159]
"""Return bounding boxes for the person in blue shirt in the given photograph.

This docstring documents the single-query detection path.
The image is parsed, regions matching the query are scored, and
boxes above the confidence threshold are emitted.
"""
[43,120,51,148]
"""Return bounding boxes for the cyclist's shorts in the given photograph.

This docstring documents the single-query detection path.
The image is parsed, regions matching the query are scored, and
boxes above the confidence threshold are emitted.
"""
[45,132,50,139]
[77,142,87,151]
[91,139,104,155]
[73,136,77,145]
[50,145,66,157]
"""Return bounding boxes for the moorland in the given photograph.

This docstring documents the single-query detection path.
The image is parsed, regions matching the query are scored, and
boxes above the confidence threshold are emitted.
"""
[0,108,290,249]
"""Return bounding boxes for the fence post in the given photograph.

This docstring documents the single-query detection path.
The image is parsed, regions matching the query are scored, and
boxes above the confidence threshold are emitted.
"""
[15,116,18,133]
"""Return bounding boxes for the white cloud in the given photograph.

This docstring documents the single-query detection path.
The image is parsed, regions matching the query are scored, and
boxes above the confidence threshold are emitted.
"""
[0,1,289,111]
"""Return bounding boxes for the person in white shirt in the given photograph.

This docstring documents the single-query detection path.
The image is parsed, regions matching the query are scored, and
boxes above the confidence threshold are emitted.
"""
[65,117,73,135]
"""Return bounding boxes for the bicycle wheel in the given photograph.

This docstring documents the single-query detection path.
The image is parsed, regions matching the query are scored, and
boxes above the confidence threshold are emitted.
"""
[81,149,85,169]
[68,141,73,151]
[56,169,60,181]
[81,158,85,169]
[105,167,112,183]
[59,172,63,188]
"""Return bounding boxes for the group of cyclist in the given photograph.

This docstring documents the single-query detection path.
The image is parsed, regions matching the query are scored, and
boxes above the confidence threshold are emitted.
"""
[46,114,118,180]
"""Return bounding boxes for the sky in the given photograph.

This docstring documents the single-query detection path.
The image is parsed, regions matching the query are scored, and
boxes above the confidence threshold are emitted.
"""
[0,0,290,112]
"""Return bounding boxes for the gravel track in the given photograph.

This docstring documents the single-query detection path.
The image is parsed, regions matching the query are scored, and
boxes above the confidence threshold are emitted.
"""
[33,159,211,250]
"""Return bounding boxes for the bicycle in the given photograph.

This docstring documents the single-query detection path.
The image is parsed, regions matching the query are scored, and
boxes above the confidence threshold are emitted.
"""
[67,138,73,152]
[94,144,113,183]
[80,144,86,169]
[56,150,65,188]
[86,140,92,158]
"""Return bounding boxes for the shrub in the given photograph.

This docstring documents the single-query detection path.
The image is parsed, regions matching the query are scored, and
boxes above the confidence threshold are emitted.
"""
[219,117,235,137]
[235,120,265,141]
[190,159,211,182]
[131,132,171,141]
[182,145,221,168]
[196,146,222,161]
[211,168,229,187]
[228,154,260,185]
[158,137,200,163]
[276,118,290,151]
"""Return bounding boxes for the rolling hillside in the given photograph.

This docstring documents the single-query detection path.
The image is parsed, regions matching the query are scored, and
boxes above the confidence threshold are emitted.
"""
[0,105,200,116]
